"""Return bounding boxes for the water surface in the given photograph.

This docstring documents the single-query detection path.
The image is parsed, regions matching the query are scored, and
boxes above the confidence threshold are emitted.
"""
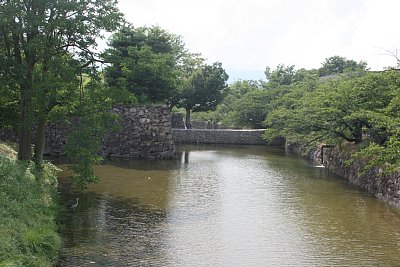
[58,145,400,266]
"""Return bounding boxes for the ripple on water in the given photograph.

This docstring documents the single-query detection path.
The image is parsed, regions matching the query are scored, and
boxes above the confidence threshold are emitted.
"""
[58,145,400,266]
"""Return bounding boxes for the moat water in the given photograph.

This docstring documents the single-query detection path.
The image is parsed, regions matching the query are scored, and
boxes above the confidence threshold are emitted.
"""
[57,145,400,266]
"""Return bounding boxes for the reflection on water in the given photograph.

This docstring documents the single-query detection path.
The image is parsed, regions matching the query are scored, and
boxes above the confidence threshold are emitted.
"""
[58,145,400,266]
[59,194,167,266]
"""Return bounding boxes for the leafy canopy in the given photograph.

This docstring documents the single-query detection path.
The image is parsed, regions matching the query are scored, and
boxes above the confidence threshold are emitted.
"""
[176,62,228,127]
[104,25,187,103]
[318,55,368,77]
[264,71,400,145]
[0,0,124,187]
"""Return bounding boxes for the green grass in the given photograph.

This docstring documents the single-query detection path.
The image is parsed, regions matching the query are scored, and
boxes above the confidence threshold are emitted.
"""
[0,145,61,267]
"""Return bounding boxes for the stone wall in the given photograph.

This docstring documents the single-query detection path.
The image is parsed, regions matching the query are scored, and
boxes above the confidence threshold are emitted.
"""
[312,144,400,208]
[0,128,18,143]
[172,129,269,145]
[44,121,73,156]
[1,106,176,159]
[101,106,175,159]
[171,113,185,129]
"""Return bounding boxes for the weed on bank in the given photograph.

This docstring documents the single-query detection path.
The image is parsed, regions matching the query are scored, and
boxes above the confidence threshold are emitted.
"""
[0,144,61,267]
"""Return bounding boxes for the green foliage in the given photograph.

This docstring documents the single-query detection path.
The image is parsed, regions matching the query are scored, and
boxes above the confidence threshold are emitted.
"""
[262,66,400,174]
[0,146,61,266]
[228,80,262,96]
[210,80,260,127]
[318,55,368,76]
[191,110,216,122]
[265,65,319,87]
[265,64,296,85]
[64,78,121,189]
[351,131,400,174]
[214,67,318,129]
[348,71,400,174]
[185,56,399,174]
[264,70,400,146]
[0,79,19,129]
[177,62,228,128]
[178,62,229,111]
[104,26,186,103]
[224,89,273,129]
[0,0,123,161]
[0,0,133,188]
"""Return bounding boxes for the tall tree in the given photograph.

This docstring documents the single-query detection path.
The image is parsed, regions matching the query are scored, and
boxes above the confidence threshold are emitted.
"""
[213,80,264,128]
[227,89,274,129]
[177,62,228,128]
[265,64,318,86]
[104,26,186,103]
[0,0,123,162]
[0,42,19,129]
[265,64,297,85]
[318,55,368,77]
[264,71,398,145]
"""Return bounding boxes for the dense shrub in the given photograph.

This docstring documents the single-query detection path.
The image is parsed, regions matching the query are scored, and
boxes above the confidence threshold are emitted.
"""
[0,145,61,266]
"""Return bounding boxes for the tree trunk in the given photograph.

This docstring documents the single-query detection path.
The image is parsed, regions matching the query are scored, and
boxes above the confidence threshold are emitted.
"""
[185,108,191,129]
[15,29,36,161]
[33,59,50,166]
[33,111,46,165]
[18,80,33,161]
[353,121,363,144]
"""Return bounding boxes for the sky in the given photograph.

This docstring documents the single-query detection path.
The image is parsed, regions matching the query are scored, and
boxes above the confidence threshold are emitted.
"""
[116,0,400,81]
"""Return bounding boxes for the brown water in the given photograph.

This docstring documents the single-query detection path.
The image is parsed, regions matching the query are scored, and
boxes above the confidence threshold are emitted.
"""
[57,145,400,266]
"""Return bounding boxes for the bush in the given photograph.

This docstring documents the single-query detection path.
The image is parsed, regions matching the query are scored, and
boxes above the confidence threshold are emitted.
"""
[0,145,61,266]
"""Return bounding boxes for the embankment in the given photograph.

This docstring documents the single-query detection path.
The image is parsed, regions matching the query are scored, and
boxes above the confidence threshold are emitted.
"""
[321,145,400,208]
[293,143,400,208]
[0,144,61,266]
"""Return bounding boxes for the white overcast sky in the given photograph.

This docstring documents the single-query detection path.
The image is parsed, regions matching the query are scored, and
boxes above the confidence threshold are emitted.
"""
[116,0,400,80]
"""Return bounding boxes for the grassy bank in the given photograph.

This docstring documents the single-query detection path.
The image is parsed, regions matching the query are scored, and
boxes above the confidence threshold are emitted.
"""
[0,144,61,267]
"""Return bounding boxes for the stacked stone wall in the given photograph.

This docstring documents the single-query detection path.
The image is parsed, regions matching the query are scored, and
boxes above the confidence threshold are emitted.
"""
[319,145,400,208]
[298,143,400,208]
[101,106,175,159]
[1,106,176,159]
[171,113,185,129]
[0,128,18,143]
